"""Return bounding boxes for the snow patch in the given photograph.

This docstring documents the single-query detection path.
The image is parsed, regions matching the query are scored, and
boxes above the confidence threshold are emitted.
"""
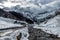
[0,17,23,29]
[34,15,60,37]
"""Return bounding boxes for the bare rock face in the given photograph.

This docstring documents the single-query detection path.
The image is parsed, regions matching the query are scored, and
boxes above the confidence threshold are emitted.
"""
[0,8,19,20]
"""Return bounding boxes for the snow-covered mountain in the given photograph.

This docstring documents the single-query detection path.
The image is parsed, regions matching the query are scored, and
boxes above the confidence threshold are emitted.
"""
[0,0,60,23]
[1,0,60,39]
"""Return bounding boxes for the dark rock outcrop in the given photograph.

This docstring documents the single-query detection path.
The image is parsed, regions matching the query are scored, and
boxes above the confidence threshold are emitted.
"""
[0,8,34,24]
[28,26,60,40]
[9,11,34,24]
[0,8,18,20]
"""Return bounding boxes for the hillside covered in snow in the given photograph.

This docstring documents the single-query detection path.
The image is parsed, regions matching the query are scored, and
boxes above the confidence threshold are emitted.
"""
[0,0,60,40]
[0,0,60,23]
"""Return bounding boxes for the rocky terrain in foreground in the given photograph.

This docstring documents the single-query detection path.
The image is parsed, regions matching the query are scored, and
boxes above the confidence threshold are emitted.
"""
[28,26,60,40]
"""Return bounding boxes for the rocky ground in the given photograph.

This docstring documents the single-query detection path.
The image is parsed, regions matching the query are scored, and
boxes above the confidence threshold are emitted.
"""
[28,26,60,40]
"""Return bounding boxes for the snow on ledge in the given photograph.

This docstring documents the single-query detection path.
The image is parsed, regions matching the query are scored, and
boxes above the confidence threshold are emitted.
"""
[0,17,23,29]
